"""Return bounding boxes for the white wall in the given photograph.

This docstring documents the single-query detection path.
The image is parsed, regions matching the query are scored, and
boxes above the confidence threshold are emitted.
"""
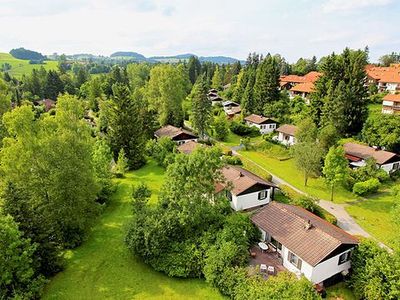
[246,122,276,134]
[386,83,399,92]
[381,161,400,173]
[281,246,313,280]
[175,138,197,145]
[277,132,296,146]
[231,189,271,211]
[310,250,352,283]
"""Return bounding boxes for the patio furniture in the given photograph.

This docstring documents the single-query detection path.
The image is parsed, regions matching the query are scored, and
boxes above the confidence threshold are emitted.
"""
[267,266,275,275]
[258,242,268,252]
[260,264,267,273]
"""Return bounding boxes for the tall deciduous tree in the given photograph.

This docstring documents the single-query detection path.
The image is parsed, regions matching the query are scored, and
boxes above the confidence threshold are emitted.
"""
[323,146,349,201]
[293,142,323,186]
[144,64,187,127]
[108,84,146,169]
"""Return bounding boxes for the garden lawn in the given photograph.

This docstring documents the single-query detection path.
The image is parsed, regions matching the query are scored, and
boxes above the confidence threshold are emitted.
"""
[326,282,356,300]
[43,160,223,300]
[0,53,58,78]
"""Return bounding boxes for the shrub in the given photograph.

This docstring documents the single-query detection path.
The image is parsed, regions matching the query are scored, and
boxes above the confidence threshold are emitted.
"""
[230,121,260,137]
[293,196,318,213]
[352,178,380,196]
[223,155,243,165]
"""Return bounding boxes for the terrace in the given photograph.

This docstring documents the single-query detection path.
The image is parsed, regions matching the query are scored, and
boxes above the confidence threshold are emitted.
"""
[248,244,286,278]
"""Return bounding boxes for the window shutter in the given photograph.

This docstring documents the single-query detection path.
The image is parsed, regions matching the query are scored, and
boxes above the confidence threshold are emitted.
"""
[258,192,261,200]
[297,259,302,270]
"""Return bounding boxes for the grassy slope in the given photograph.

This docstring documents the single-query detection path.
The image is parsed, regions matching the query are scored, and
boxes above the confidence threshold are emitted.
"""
[0,53,57,77]
[43,161,223,300]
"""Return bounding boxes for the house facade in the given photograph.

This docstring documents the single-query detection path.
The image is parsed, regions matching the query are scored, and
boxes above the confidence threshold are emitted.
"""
[344,142,400,173]
[216,166,276,211]
[382,93,400,115]
[154,125,198,145]
[252,202,358,285]
[366,64,400,93]
[289,82,314,104]
[275,124,298,146]
[244,114,277,134]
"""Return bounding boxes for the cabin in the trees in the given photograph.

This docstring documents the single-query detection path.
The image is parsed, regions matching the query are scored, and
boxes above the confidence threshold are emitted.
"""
[154,125,198,145]
[251,202,358,285]
[244,114,278,134]
[275,124,298,146]
[382,93,400,115]
[33,99,56,112]
[222,101,241,118]
[176,140,204,154]
[343,142,400,173]
[215,165,276,211]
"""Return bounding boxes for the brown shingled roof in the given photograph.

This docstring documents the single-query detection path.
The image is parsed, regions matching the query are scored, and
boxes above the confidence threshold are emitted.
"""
[218,165,276,196]
[343,142,399,165]
[154,125,197,140]
[276,124,298,136]
[177,141,204,154]
[244,114,276,125]
[251,202,358,266]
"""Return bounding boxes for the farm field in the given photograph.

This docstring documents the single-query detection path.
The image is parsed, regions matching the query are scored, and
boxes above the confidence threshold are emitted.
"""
[43,160,223,300]
[0,52,58,77]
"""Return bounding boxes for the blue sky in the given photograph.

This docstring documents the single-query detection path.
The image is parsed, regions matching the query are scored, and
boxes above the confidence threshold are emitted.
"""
[0,0,399,62]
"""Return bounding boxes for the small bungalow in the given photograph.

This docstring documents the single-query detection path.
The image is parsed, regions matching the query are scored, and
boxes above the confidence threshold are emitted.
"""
[226,106,242,118]
[209,95,224,106]
[215,165,277,211]
[382,93,400,115]
[34,99,56,112]
[177,140,204,154]
[244,114,278,134]
[343,142,400,173]
[154,125,198,145]
[275,124,298,146]
[251,202,358,285]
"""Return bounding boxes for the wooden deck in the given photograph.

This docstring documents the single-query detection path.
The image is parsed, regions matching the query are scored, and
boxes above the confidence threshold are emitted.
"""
[248,244,286,276]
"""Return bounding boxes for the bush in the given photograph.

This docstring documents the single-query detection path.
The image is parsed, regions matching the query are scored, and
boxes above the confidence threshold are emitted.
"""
[230,121,260,137]
[223,155,243,165]
[293,196,318,213]
[352,178,381,196]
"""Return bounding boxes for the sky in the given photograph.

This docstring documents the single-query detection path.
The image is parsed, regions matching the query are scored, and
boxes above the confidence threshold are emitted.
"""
[0,0,399,62]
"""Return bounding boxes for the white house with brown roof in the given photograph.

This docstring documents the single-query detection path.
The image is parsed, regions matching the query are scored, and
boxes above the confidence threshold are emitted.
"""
[154,125,198,145]
[343,142,400,173]
[252,202,358,285]
[244,114,278,134]
[275,124,298,146]
[382,93,400,115]
[215,166,276,211]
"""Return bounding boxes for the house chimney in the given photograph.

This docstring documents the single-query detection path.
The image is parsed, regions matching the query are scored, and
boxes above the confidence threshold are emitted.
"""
[304,220,312,230]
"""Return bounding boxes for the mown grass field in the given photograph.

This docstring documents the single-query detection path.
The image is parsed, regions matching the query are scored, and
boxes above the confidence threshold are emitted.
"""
[0,53,58,77]
[43,160,223,300]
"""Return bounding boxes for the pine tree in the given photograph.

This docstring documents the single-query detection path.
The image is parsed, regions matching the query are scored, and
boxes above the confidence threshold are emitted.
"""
[211,66,223,90]
[190,75,212,139]
[241,68,256,114]
[188,56,202,84]
[108,84,146,169]
[44,70,64,100]
[253,54,280,114]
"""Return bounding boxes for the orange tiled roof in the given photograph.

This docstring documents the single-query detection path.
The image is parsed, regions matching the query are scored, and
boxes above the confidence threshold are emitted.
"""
[383,93,400,103]
[290,82,315,93]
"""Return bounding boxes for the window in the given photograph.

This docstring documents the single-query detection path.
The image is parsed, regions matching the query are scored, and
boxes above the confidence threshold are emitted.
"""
[393,162,400,170]
[226,191,232,201]
[288,251,302,269]
[338,252,351,265]
[258,190,267,200]
[271,237,282,250]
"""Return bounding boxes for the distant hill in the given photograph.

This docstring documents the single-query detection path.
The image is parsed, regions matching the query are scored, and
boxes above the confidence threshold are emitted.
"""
[0,53,57,77]
[110,51,148,62]
[111,51,242,64]
[10,47,46,61]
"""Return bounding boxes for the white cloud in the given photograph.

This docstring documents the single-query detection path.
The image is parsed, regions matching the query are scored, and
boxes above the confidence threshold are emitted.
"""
[322,0,392,13]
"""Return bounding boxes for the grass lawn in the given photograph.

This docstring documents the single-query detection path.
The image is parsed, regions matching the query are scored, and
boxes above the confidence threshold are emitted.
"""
[326,282,356,300]
[43,160,223,300]
[0,52,58,77]
[219,132,398,247]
